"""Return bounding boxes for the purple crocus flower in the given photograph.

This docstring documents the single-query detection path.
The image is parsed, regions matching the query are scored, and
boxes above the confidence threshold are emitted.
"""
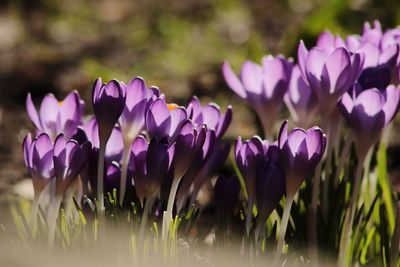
[338,85,400,156]
[92,78,126,145]
[53,133,91,196]
[255,162,285,238]
[23,133,55,195]
[278,121,326,197]
[26,91,84,140]
[234,136,266,207]
[145,98,187,145]
[356,42,399,90]
[189,139,230,205]
[187,96,232,138]
[119,77,160,142]
[235,135,283,234]
[316,31,346,50]
[222,55,293,138]
[284,65,319,128]
[129,136,175,201]
[82,117,124,162]
[173,120,207,179]
[297,41,364,118]
[175,129,217,212]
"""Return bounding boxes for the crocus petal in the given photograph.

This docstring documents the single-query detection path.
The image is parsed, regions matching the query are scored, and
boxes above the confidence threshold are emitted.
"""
[222,61,247,99]
[26,93,41,130]
[240,61,263,95]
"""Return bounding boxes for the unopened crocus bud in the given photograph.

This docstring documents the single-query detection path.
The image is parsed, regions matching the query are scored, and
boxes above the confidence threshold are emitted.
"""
[145,98,187,145]
[26,91,84,140]
[23,133,55,195]
[338,85,400,156]
[222,55,293,138]
[129,136,175,201]
[53,134,91,196]
[92,78,126,145]
[278,121,326,197]
[255,162,285,238]
[173,120,206,179]
[234,136,266,205]
[175,129,217,212]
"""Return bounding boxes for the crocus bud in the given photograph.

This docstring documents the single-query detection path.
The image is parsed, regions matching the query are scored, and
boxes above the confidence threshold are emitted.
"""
[297,41,364,118]
[234,136,266,204]
[26,91,84,140]
[338,85,400,156]
[175,129,216,212]
[53,134,91,196]
[278,121,326,197]
[255,163,285,234]
[145,98,187,145]
[190,139,230,203]
[222,55,293,138]
[92,78,126,145]
[284,65,319,128]
[173,120,207,179]
[23,133,55,195]
[129,136,175,201]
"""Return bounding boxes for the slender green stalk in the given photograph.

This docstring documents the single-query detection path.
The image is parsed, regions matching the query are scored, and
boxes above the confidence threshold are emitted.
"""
[138,196,155,242]
[48,195,63,247]
[29,193,40,233]
[119,140,131,207]
[276,195,294,253]
[333,133,353,187]
[338,150,367,267]
[162,177,182,240]
[245,196,255,236]
[308,161,322,265]
[321,121,337,221]
[390,202,400,267]
[97,143,106,214]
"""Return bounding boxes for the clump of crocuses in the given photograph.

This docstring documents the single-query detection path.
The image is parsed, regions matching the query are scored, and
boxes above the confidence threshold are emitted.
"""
[21,20,400,267]
[23,75,233,244]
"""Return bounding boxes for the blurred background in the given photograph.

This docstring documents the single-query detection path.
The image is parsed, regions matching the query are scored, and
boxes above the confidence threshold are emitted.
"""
[0,0,399,198]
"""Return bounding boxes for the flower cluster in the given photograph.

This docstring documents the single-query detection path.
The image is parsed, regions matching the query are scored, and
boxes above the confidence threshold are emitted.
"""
[21,20,400,265]
[23,76,232,241]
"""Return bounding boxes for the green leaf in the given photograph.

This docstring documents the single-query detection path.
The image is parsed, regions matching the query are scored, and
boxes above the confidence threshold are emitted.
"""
[377,142,395,233]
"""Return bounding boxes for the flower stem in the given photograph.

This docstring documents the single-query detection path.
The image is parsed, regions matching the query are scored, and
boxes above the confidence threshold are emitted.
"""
[138,196,155,242]
[333,133,354,187]
[245,196,255,237]
[119,140,131,207]
[29,193,40,233]
[321,122,337,222]
[338,150,366,267]
[97,143,106,214]
[48,195,63,247]
[390,202,400,267]
[276,195,294,255]
[308,161,322,265]
[162,177,182,240]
